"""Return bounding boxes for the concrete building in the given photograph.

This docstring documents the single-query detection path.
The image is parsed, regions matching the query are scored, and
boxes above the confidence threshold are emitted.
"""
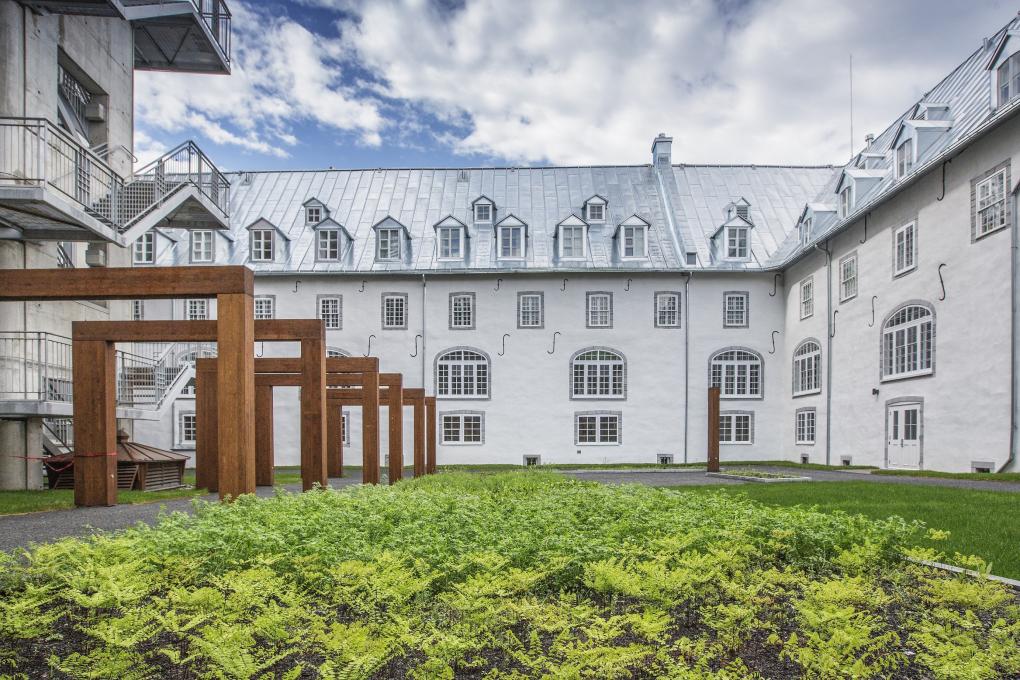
[0,0,231,488]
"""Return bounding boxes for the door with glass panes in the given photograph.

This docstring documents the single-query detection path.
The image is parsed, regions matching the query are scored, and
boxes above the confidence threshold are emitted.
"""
[886,402,921,469]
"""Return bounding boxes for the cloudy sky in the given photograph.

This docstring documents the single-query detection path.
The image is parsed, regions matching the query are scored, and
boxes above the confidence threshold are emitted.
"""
[134,0,1017,171]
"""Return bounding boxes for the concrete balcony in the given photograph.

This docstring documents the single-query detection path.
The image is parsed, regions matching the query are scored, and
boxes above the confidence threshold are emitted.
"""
[0,118,230,244]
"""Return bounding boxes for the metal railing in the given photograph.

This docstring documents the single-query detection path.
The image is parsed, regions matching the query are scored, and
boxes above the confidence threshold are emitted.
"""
[43,418,74,451]
[122,140,230,227]
[192,0,231,65]
[0,117,122,227]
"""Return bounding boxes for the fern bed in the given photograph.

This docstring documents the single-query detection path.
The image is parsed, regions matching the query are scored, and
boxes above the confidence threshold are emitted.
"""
[1,472,1018,679]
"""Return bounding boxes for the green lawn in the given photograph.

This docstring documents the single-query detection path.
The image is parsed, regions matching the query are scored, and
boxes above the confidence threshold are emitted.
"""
[438,459,877,473]
[872,468,1020,482]
[683,481,1020,580]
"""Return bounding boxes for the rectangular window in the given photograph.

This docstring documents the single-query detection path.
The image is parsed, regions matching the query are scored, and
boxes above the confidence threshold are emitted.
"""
[723,292,749,328]
[186,299,207,321]
[726,227,748,259]
[133,232,154,264]
[719,412,752,444]
[840,186,852,218]
[560,226,585,258]
[839,253,858,302]
[382,293,407,329]
[587,203,604,222]
[254,296,275,320]
[796,409,816,445]
[800,217,812,245]
[318,296,342,330]
[377,228,401,261]
[586,292,612,328]
[896,139,913,178]
[450,293,474,329]
[686,251,697,266]
[131,300,144,321]
[179,412,197,446]
[893,221,917,276]
[474,203,492,223]
[622,226,646,258]
[799,279,814,319]
[498,226,524,259]
[438,227,463,259]
[306,206,322,224]
[251,230,274,262]
[518,292,543,328]
[655,292,680,328]
[975,169,1008,238]
[190,230,213,263]
[998,52,1020,106]
[441,413,483,444]
[317,229,340,261]
[341,411,350,447]
[575,413,620,445]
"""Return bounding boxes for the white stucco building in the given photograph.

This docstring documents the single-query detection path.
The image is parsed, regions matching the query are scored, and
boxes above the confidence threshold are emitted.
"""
[131,17,1020,474]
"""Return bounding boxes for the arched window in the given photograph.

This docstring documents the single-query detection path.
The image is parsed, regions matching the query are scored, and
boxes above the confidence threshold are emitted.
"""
[436,348,489,398]
[710,348,763,399]
[326,347,350,358]
[882,303,934,380]
[571,348,626,399]
[792,340,821,396]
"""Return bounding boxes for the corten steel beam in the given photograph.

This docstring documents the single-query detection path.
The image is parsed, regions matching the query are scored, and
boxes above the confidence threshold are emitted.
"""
[426,396,437,475]
[255,384,275,487]
[195,359,218,492]
[407,388,426,478]
[4,266,253,507]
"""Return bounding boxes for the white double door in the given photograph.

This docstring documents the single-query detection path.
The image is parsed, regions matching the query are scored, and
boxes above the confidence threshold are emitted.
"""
[887,402,922,469]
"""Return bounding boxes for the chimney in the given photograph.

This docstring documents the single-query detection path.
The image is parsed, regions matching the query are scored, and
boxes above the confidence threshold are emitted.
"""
[864,133,874,149]
[651,133,672,166]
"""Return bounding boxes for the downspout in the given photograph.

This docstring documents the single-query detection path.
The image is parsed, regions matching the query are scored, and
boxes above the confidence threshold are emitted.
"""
[1004,191,1019,473]
[814,241,834,466]
[682,272,691,463]
[420,274,427,388]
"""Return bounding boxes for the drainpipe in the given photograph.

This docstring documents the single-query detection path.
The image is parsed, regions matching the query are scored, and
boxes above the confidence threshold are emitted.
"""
[1004,192,1019,472]
[420,274,427,388]
[814,241,834,466]
[682,272,691,463]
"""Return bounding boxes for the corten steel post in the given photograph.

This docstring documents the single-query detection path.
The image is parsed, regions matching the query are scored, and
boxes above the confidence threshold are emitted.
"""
[327,402,345,477]
[388,375,404,484]
[255,384,275,486]
[406,388,426,478]
[362,369,381,484]
[300,336,327,490]
[195,359,218,492]
[425,396,437,475]
[707,386,721,473]
[0,266,254,507]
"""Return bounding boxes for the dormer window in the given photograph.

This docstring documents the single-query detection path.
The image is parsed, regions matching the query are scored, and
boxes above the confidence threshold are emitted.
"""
[560,225,585,258]
[473,196,494,224]
[997,51,1020,106]
[726,226,749,259]
[800,217,812,245]
[735,204,750,220]
[839,186,853,218]
[190,230,214,263]
[433,216,467,261]
[317,228,340,261]
[250,229,274,262]
[616,215,649,259]
[895,138,913,178]
[584,195,607,223]
[133,231,154,264]
[495,215,526,260]
[377,228,401,261]
[306,206,321,224]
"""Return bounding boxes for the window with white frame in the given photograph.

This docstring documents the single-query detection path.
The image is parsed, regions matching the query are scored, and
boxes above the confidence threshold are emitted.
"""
[893,221,917,276]
[655,292,680,328]
[327,347,350,358]
[317,229,340,261]
[621,225,647,258]
[186,299,208,321]
[799,278,814,319]
[450,293,474,329]
[725,226,749,259]
[997,51,1020,106]
[517,292,543,328]
[341,411,350,446]
[839,186,852,218]
[796,409,816,445]
[718,412,752,444]
[474,202,492,223]
[133,232,154,264]
[571,348,625,399]
[723,292,749,328]
[438,227,463,259]
[306,205,322,224]
[792,339,821,396]
[190,230,214,263]
[381,293,406,329]
[839,253,858,302]
[377,228,401,261]
[586,292,612,328]
[498,225,524,259]
[131,300,144,321]
[254,296,275,320]
[251,229,274,262]
[181,378,196,395]
[587,202,605,222]
[975,168,1008,238]
[178,412,197,447]
[436,349,489,398]
[441,412,483,444]
[319,296,342,330]
[882,304,934,380]
[896,138,914,178]
[575,412,620,445]
[560,226,585,258]
[686,252,697,266]
[710,349,762,399]
[800,217,812,245]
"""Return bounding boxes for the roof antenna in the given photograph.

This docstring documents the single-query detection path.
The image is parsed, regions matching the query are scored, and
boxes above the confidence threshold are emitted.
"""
[849,53,855,160]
